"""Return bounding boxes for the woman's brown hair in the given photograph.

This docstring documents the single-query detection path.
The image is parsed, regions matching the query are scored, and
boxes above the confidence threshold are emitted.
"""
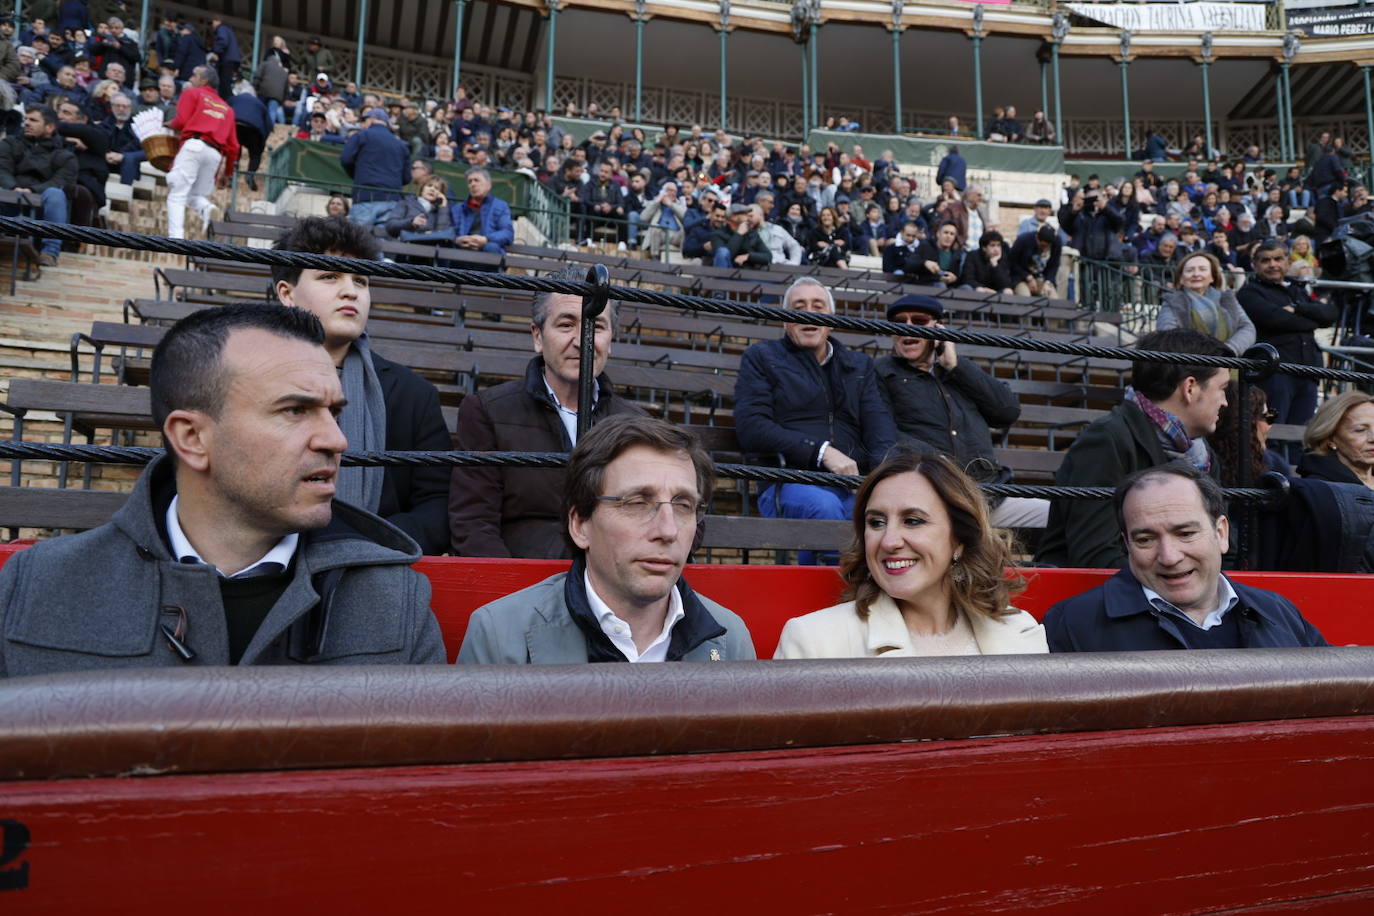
[1173,251,1223,290]
[837,450,1025,621]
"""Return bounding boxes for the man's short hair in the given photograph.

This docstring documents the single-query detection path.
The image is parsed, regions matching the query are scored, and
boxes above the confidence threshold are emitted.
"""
[270,216,381,288]
[29,106,57,127]
[1114,463,1225,536]
[531,263,616,330]
[1253,238,1289,262]
[195,66,218,89]
[1131,329,1231,402]
[783,276,834,311]
[466,166,491,184]
[562,415,715,556]
[150,303,326,430]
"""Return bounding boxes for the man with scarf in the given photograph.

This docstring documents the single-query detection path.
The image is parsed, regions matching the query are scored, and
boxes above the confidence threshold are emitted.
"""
[1035,329,1232,569]
[271,217,451,555]
[458,415,755,664]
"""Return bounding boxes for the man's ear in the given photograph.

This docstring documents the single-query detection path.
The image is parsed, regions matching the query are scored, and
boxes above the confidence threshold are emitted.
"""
[162,409,212,472]
[274,279,295,307]
[1216,514,1230,555]
[567,507,591,552]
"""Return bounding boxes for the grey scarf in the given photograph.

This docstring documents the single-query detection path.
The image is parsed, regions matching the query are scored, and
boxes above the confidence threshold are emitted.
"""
[336,335,387,513]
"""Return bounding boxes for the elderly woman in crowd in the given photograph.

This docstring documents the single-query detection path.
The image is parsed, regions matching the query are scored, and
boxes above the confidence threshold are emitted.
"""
[638,181,687,258]
[384,175,453,240]
[774,451,1046,659]
[1297,390,1374,489]
[1156,250,1255,355]
[1288,235,1319,278]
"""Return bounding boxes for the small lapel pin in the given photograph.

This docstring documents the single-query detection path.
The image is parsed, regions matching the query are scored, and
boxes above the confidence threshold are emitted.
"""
[709,648,721,661]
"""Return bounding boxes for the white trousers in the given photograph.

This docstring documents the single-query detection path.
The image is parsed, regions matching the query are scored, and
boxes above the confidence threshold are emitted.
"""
[165,138,221,239]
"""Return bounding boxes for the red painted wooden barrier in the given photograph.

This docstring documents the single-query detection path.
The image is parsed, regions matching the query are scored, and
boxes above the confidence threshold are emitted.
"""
[2,717,1372,913]
[3,543,1373,659]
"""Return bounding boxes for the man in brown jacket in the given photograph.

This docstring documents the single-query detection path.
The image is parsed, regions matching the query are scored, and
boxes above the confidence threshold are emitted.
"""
[447,265,644,557]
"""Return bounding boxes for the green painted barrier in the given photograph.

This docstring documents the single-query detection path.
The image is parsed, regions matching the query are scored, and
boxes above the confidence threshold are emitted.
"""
[264,140,569,242]
[806,129,1066,175]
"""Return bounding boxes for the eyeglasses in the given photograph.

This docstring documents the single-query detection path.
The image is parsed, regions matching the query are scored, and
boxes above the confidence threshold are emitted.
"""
[892,312,936,326]
[1261,410,1279,423]
[596,495,704,526]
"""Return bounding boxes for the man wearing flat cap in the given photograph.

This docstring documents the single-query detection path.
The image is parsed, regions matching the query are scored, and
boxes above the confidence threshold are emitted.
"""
[875,294,1048,528]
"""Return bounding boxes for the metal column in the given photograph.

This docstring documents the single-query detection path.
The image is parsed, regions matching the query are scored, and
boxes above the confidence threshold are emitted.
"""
[972,5,985,139]
[453,0,468,93]
[544,2,558,113]
[1118,32,1132,159]
[802,20,813,129]
[633,4,645,122]
[1275,61,1286,161]
[892,29,903,134]
[800,46,809,134]
[1040,57,1048,123]
[1199,33,1215,159]
[250,0,263,77]
[1200,62,1213,157]
[718,1,730,133]
[354,0,369,87]
[1364,66,1374,186]
[1274,67,1288,161]
[1051,14,1068,150]
[138,0,151,67]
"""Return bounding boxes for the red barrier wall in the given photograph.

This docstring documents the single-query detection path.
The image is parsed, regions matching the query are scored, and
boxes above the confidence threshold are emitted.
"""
[3,544,1372,660]
[3,716,1372,913]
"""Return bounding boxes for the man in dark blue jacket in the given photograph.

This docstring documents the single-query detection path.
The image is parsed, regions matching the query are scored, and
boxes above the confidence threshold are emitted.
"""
[734,277,896,558]
[1045,464,1327,651]
[208,18,242,100]
[172,22,206,82]
[935,145,966,193]
[340,108,410,229]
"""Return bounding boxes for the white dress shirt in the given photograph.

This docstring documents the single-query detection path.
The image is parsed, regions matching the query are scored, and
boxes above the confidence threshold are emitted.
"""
[166,495,299,579]
[585,570,685,663]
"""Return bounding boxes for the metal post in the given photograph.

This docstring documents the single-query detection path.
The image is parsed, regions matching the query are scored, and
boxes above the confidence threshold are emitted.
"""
[250,0,264,78]
[633,4,645,122]
[1281,62,1295,161]
[576,265,610,441]
[1051,43,1063,146]
[543,1,559,112]
[354,0,369,88]
[1274,67,1288,161]
[972,5,985,139]
[453,0,467,94]
[891,0,904,134]
[1118,31,1132,159]
[718,1,730,132]
[1051,14,1069,150]
[892,29,903,134]
[1363,66,1374,186]
[1199,33,1214,159]
[138,0,151,67]
[1200,61,1213,157]
[973,35,984,140]
[802,21,813,128]
[800,45,809,134]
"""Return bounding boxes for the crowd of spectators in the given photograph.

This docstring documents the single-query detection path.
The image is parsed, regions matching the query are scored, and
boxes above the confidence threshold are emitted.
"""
[1054,130,1367,292]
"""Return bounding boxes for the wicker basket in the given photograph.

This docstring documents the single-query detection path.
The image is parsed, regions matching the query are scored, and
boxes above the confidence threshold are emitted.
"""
[140,134,179,172]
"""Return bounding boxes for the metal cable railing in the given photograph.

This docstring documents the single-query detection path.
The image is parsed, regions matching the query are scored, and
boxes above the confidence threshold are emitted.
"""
[2,215,1370,565]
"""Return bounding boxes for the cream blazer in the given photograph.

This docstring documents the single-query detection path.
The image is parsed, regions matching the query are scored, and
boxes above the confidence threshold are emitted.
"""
[773,593,1048,659]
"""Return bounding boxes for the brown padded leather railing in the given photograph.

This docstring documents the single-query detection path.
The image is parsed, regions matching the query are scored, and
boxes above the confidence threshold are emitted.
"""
[2,649,1372,780]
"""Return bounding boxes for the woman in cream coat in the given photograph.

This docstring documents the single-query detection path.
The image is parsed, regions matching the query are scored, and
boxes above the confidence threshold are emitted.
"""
[775,451,1047,658]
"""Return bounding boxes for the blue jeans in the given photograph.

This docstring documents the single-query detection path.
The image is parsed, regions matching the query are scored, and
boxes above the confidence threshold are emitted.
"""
[713,246,733,268]
[627,210,642,247]
[19,188,69,257]
[266,99,284,125]
[118,150,146,184]
[759,484,855,565]
[348,200,394,228]
[1287,189,1313,210]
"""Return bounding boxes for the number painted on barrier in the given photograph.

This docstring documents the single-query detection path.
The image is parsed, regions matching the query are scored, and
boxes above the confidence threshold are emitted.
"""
[0,820,29,891]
